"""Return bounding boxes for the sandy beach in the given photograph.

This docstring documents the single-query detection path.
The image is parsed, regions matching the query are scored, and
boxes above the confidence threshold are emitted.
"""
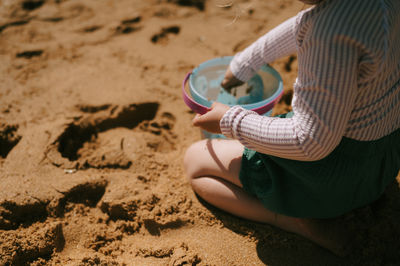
[1,0,399,265]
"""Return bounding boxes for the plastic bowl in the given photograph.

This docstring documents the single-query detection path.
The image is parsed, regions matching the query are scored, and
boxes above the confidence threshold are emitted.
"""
[182,56,283,138]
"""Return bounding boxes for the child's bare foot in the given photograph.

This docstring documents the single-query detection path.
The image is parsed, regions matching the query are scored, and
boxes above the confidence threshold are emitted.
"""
[266,213,353,256]
[292,217,353,257]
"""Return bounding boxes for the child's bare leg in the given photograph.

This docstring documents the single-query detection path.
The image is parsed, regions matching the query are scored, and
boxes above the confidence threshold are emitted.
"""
[184,139,287,225]
[184,139,349,256]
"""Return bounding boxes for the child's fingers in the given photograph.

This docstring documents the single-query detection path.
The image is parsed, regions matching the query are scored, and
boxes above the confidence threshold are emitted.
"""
[193,104,215,126]
[221,67,244,91]
[192,112,213,128]
[191,104,228,134]
[192,113,203,126]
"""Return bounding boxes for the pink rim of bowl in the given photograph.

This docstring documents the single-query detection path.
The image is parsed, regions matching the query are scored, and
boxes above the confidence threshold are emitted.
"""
[182,71,283,115]
[182,72,210,115]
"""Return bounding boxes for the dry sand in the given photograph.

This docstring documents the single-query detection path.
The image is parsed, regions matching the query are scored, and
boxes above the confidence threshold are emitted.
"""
[1,0,399,265]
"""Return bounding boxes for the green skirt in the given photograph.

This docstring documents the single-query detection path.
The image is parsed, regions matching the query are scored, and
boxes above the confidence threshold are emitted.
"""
[239,113,400,219]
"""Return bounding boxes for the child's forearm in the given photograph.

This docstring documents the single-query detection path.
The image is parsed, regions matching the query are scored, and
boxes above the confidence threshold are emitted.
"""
[220,106,342,161]
[230,14,300,82]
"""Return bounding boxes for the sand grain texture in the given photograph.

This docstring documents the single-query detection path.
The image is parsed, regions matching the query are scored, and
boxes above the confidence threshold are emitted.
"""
[1,0,399,265]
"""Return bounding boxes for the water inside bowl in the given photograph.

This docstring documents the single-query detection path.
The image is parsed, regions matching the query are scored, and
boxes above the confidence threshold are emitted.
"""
[187,56,283,139]
[192,64,265,106]
[190,60,280,111]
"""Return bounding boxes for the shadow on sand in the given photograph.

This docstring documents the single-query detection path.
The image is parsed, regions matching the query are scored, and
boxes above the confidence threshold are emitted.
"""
[197,178,400,266]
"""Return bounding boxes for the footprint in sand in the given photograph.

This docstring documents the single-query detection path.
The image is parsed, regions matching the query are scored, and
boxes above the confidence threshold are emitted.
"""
[16,49,44,59]
[0,123,21,159]
[0,178,108,230]
[21,0,45,11]
[169,0,206,11]
[45,102,176,170]
[115,15,142,35]
[79,15,143,35]
[151,26,180,44]
[79,25,103,33]
[0,20,30,33]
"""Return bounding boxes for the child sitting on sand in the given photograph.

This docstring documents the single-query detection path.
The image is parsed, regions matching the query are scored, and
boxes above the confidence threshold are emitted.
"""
[184,0,400,255]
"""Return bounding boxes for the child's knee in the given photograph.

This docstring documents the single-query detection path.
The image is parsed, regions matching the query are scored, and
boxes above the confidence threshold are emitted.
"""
[183,145,193,178]
[183,140,206,182]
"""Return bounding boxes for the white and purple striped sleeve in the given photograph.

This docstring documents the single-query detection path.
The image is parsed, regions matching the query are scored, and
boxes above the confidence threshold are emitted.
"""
[229,14,299,82]
[221,4,362,161]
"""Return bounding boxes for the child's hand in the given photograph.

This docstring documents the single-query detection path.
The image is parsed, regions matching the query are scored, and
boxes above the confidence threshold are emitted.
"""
[221,67,244,92]
[192,102,230,134]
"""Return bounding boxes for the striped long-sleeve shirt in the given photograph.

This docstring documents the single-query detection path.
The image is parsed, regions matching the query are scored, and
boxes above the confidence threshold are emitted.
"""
[220,0,400,161]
